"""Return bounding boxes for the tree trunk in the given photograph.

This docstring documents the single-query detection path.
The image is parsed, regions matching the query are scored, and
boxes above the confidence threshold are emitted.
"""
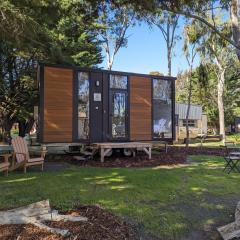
[108,61,112,70]
[0,200,88,237]
[185,72,193,148]
[18,121,26,137]
[230,0,240,60]
[2,118,13,144]
[167,46,172,76]
[217,69,226,141]
[18,118,35,137]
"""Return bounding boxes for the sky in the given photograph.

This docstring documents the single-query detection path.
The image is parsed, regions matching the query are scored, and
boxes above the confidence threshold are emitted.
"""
[100,19,200,77]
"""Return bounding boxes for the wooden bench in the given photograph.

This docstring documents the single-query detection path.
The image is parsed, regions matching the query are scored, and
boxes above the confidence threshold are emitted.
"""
[92,142,152,163]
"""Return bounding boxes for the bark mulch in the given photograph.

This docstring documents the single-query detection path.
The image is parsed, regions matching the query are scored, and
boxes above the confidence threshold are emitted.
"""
[46,146,227,168]
[0,205,138,240]
[72,146,226,168]
[83,152,187,168]
[168,146,226,156]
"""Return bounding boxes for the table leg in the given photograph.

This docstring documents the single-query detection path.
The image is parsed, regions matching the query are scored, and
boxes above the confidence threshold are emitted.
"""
[143,147,152,160]
[100,148,105,163]
[149,147,152,160]
[230,160,240,173]
[223,158,233,172]
[133,149,136,157]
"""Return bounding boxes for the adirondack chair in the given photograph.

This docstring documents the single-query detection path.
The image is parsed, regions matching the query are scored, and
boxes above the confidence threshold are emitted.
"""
[11,136,47,173]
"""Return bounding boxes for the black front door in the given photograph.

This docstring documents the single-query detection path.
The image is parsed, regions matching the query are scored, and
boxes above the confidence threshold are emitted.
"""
[109,90,128,140]
[90,72,103,142]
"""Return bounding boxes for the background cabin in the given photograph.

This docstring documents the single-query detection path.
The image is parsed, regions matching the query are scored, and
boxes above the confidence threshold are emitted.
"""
[38,64,176,144]
[175,103,207,140]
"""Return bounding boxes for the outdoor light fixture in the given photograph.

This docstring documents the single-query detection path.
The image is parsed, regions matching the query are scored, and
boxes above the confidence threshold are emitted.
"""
[96,80,100,86]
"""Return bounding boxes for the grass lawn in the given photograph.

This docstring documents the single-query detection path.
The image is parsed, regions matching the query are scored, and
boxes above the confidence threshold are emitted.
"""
[1,155,240,239]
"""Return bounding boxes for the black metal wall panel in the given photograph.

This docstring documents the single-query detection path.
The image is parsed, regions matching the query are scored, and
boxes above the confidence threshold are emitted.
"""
[90,72,103,142]
[102,73,109,141]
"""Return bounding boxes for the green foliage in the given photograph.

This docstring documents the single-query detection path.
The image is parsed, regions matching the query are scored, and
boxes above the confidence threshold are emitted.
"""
[0,0,103,138]
[176,61,240,127]
[149,71,164,76]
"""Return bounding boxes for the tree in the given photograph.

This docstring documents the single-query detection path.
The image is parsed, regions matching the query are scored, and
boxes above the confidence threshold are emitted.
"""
[0,0,103,141]
[183,24,198,147]
[147,11,179,76]
[127,0,240,60]
[50,0,102,67]
[177,61,240,133]
[98,1,135,70]
[195,15,235,140]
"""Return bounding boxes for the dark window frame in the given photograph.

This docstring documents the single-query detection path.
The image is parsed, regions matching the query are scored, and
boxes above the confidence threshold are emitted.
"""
[182,119,197,127]
[151,78,175,141]
[73,70,91,142]
[108,74,130,141]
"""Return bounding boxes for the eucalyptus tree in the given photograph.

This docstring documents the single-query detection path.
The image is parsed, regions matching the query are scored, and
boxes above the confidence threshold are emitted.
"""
[199,23,234,140]
[147,11,179,76]
[183,11,236,140]
[182,24,198,146]
[125,0,240,61]
[98,1,136,70]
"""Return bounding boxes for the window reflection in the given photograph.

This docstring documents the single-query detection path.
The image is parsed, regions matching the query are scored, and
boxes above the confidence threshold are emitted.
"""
[110,75,128,89]
[78,72,89,139]
[112,92,126,138]
[153,79,172,139]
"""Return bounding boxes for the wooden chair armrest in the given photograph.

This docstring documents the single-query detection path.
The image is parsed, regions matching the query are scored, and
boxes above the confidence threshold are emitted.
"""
[28,150,47,159]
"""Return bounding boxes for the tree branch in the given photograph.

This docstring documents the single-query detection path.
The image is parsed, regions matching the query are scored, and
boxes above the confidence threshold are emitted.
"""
[163,5,240,50]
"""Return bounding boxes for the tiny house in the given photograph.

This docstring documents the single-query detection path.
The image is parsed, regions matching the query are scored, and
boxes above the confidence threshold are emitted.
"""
[38,64,176,144]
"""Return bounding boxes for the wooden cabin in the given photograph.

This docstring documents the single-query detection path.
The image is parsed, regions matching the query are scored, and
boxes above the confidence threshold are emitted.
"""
[38,64,176,144]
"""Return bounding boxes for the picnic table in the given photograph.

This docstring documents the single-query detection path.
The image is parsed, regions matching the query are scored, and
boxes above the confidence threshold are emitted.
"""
[0,145,12,154]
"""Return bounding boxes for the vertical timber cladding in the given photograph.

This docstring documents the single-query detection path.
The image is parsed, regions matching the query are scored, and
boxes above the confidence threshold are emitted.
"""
[130,76,152,140]
[43,67,73,142]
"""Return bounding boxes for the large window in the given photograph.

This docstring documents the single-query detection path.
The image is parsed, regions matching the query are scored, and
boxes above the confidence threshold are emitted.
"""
[78,72,89,139]
[111,92,127,138]
[110,74,128,139]
[153,79,172,139]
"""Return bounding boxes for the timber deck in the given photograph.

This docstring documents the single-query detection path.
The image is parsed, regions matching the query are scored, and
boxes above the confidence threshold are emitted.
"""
[92,142,152,162]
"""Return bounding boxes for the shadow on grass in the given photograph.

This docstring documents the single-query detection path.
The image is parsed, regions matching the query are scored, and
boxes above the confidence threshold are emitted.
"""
[0,155,240,239]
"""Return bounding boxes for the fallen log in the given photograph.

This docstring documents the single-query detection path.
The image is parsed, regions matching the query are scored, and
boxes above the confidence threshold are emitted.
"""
[0,200,87,237]
[217,201,240,240]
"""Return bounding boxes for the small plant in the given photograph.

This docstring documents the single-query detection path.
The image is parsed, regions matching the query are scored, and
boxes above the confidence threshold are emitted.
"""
[233,134,240,143]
